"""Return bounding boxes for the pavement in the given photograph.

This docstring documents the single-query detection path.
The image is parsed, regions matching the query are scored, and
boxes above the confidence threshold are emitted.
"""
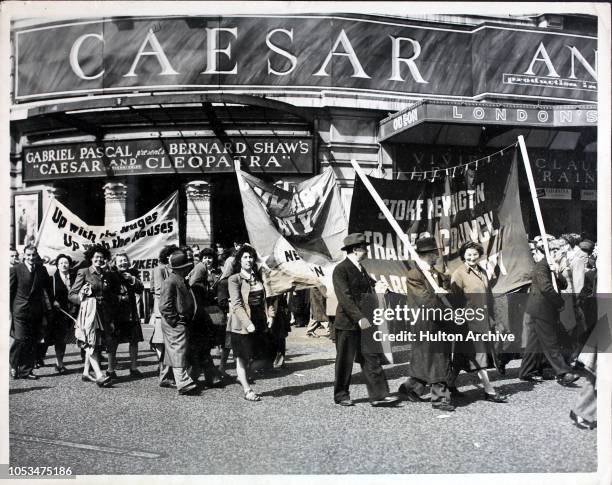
[8,326,597,476]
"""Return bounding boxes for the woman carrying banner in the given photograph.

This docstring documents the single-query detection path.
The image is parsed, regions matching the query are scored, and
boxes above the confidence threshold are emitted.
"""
[447,241,507,403]
[227,245,275,401]
[70,244,121,387]
[149,245,178,388]
[44,254,77,374]
[111,252,145,377]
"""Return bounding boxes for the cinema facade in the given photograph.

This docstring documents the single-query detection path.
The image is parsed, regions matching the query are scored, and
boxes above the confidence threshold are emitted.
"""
[9,13,598,252]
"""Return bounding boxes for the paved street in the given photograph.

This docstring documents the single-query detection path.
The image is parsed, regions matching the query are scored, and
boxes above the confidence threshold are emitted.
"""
[9,326,597,475]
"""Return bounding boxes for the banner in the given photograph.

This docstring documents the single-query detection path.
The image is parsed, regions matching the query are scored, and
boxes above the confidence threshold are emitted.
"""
[36,192,179,287]
[236,167,347,300]
[349,148,534,295]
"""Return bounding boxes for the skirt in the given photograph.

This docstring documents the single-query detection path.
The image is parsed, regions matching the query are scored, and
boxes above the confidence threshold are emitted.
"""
[116,319,144,344]
[231,332,256,362]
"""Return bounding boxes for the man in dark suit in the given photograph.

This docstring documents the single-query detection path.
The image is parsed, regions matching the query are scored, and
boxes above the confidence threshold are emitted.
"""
[332,233,399,407]
[519,242,579,385]
[10,244,51,379]
[397,237,455,412]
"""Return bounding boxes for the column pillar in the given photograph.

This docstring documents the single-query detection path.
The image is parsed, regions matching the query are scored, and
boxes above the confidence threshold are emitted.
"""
[185,180,212,248]
[103,182,128,226]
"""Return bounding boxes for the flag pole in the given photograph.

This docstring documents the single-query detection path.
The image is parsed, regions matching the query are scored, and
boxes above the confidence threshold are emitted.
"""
[350,159,446,295]
[517,135,558,292]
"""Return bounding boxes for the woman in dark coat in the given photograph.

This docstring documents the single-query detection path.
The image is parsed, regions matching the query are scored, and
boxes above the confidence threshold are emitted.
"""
[111,252,144,376]
[448,241,506,402]
[69,244,119,387]
[46,254,77,373]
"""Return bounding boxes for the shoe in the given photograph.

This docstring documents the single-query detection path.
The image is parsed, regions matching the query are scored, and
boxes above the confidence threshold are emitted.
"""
[96,376,112,387]
[178,382,199,395]
[497,364,506,376]
[55,366,68,375]
[432,401,455,412]
[398,384,425,402]
[335,399,354,407]
[35,359,45,369]
[244,389,262,402]
[273,353,285,368]
[370,396,401,407]
[24,372,39,380]
[557,372,580,386]
[520,374,544,383]
[483,391,507,403]
[81,374,96,383]
[106,371,117,379]
[570,410,596,430]
[448,386,465,398]
[129,369,142,377]
[159,380,177,389]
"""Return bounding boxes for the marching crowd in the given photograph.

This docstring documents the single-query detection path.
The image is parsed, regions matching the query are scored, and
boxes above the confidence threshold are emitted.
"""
[9,230,599,427]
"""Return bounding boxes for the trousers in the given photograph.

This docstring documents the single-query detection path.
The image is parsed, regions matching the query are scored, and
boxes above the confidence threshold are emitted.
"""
[10,337,36,377]
[334,329,389,403]
[519,313,572,378]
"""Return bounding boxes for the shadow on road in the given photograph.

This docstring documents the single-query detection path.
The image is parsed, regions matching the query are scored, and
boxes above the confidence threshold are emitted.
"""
[259,380,334,397]
[9,386,54,395]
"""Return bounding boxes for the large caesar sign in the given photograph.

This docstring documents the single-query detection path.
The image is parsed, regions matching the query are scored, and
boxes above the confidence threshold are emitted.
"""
[14,16,597,102]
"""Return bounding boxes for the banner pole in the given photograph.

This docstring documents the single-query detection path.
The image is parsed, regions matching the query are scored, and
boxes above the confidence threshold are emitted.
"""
[350,159,446,295]
[517,135,558,292]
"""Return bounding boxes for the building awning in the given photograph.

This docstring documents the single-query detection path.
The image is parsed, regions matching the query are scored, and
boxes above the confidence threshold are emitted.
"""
[378,100,597,148]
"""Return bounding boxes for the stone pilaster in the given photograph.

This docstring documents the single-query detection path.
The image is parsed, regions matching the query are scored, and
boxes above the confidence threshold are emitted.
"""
[185,180,212,248]
[103,182,128,226]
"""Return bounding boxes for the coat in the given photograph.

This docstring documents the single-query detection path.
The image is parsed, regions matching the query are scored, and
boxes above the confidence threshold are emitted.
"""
[450,263,494,334]
[149,264,169,344]
[69,266,121,334]
[525,260,566,322]
[332,258,375,331]
[159,272,194,367]
[227,272,275,335]
[48,270,78,345]
[10,262,51,340]
[404,266,451,384]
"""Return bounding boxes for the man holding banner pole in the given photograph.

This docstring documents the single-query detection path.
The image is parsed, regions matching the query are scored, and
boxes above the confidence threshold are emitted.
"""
[332,233,400,408]
[397,237,455,412]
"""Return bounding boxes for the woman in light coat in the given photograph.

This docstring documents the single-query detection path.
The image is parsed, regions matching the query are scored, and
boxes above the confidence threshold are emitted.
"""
[228,245,276,402]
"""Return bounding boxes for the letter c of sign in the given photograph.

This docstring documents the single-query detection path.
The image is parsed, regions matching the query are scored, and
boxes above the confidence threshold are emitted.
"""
[70,33,105,80]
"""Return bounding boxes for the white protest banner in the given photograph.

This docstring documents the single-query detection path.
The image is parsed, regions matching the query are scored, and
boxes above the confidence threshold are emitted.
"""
[36,192,179,287]
[235,166,347,303]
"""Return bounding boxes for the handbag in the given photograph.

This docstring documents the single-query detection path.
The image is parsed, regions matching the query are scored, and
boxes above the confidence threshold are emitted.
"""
[204,305,226,326]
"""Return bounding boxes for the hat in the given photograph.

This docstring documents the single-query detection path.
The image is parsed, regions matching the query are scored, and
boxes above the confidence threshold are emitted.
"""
[341,233,368,251]
[168,250,194,270]
[200,247,215,258]
[578,239,595,253]
[415,237,441,254]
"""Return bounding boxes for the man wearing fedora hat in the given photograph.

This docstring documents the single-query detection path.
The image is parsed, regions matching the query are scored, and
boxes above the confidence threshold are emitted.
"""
[397,236,455,412]
[332,232,399,407]
[159,249,200,395]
